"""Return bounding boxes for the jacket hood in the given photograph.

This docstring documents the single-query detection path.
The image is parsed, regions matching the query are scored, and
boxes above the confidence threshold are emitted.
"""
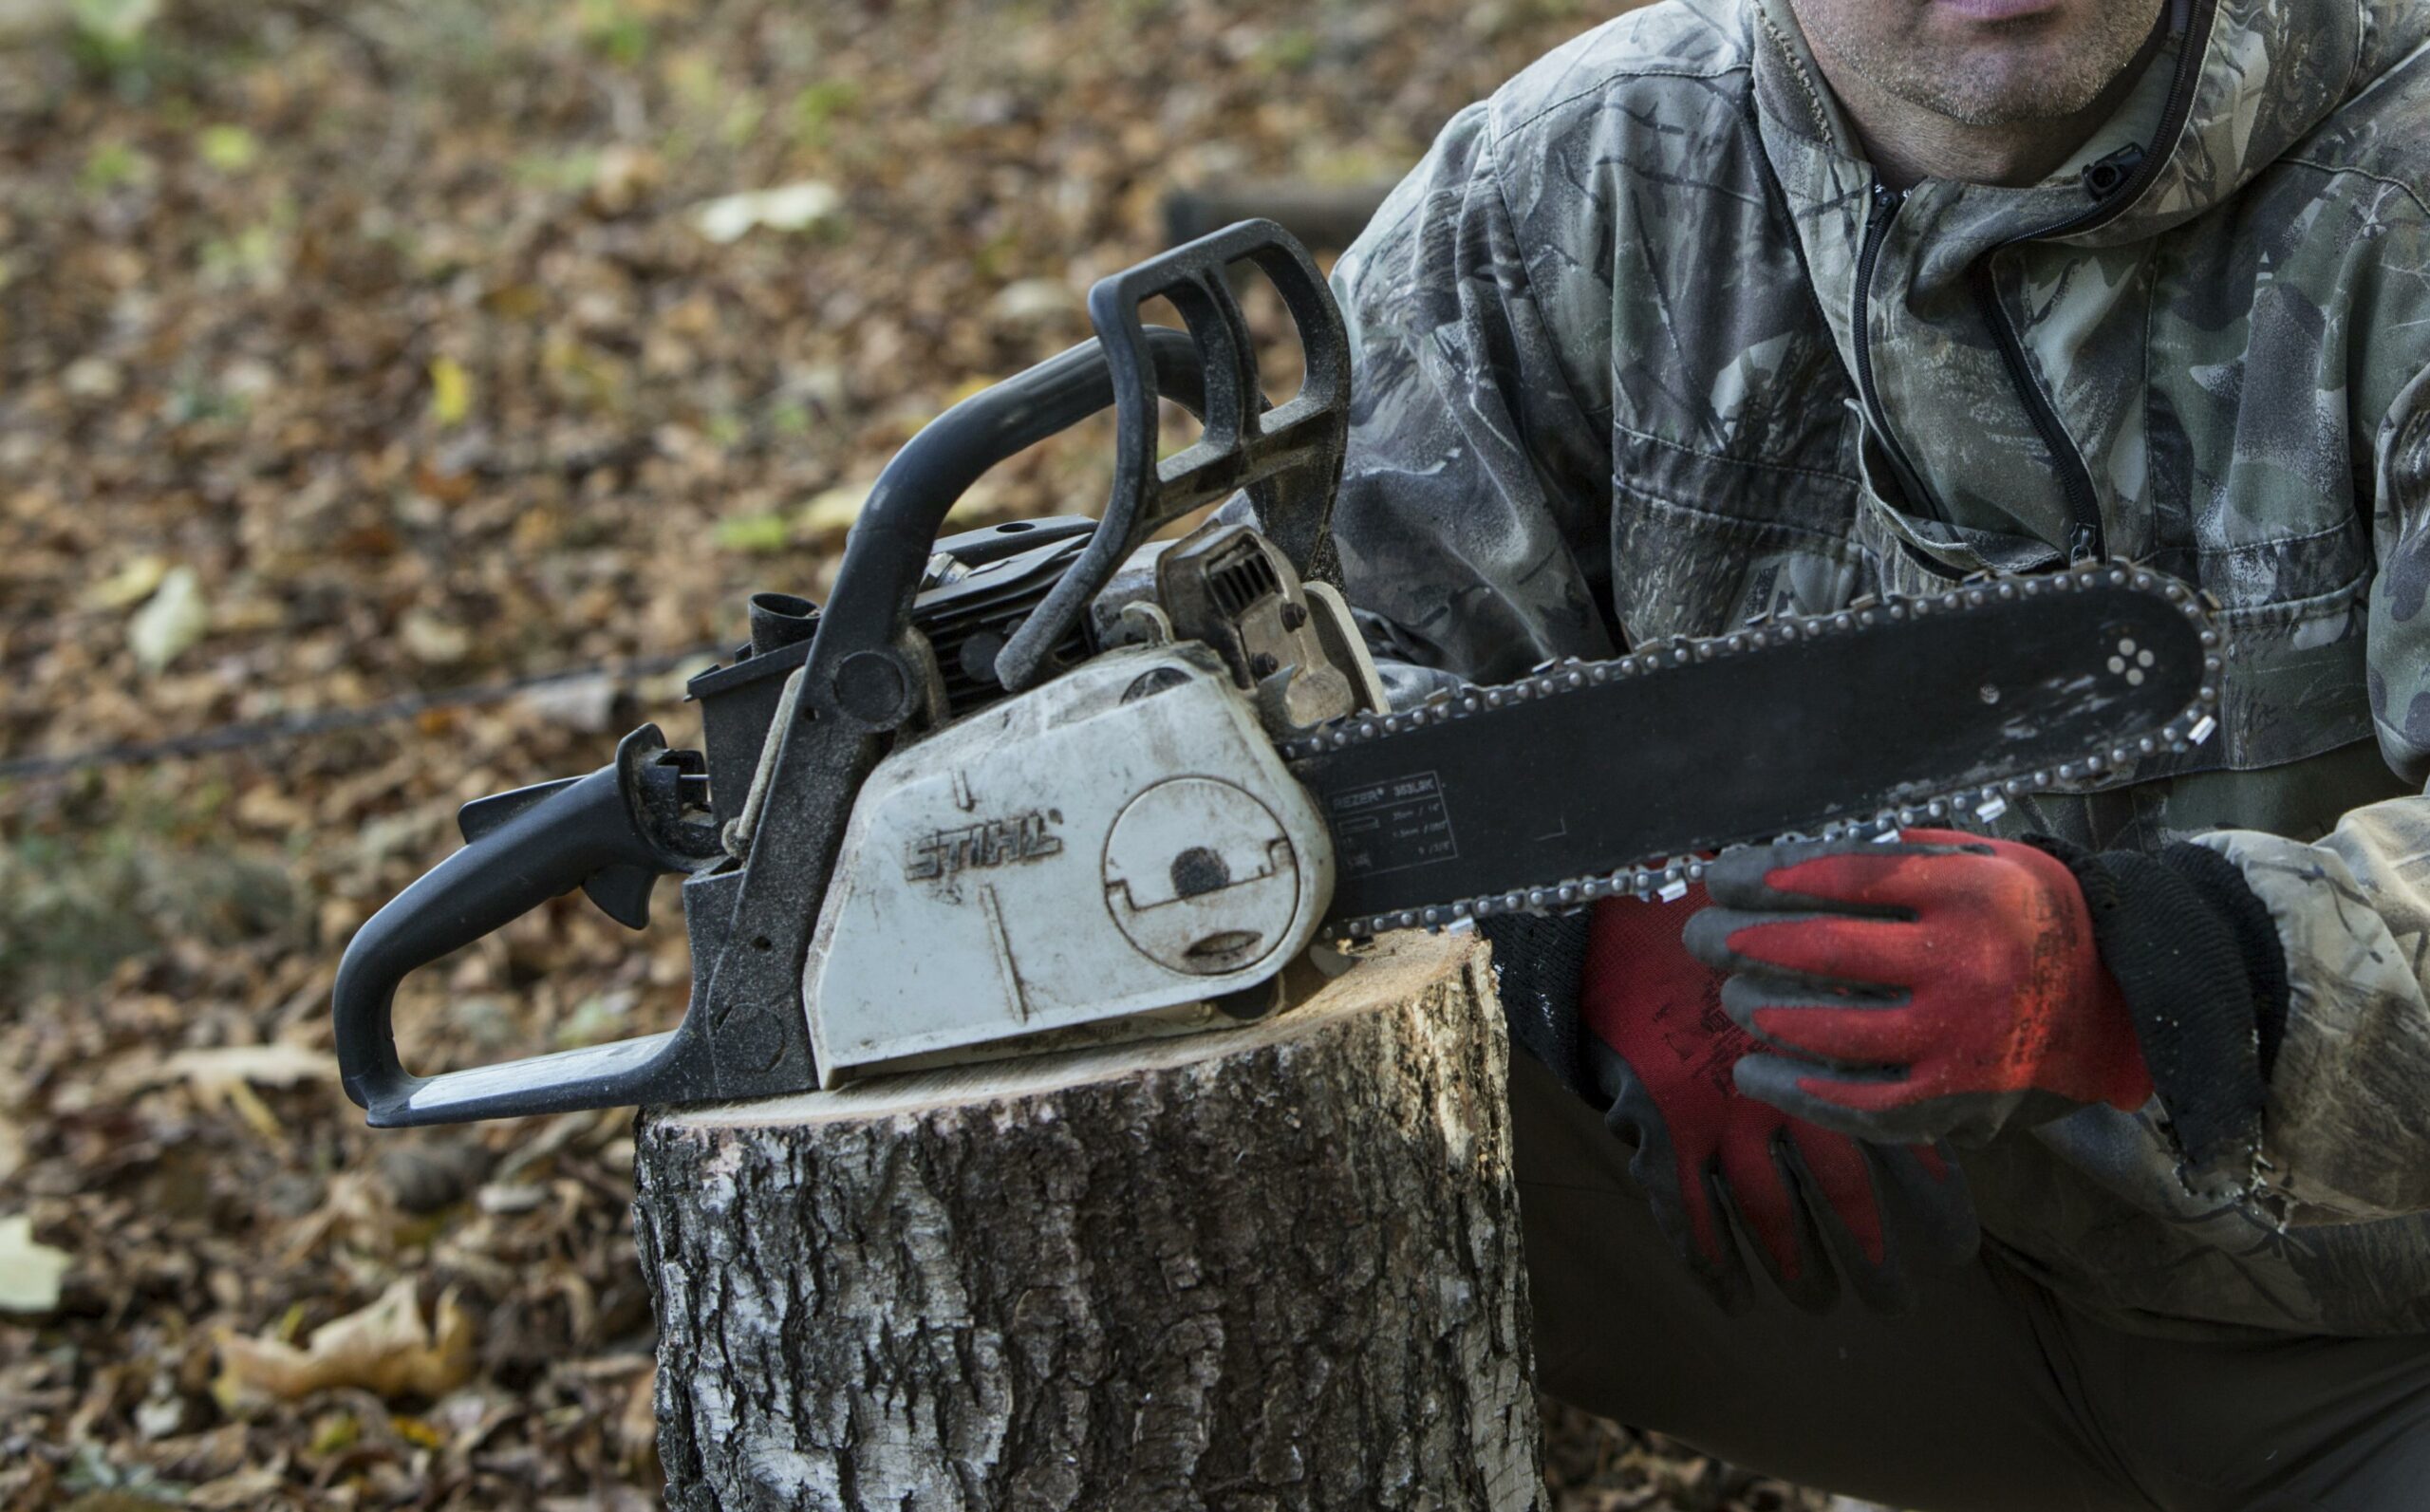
[1749,0,2423,250]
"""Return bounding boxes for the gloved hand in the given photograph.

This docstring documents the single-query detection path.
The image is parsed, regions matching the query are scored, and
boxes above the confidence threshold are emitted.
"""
[1583,887,1977,1315]
[1684,831,2156,1146]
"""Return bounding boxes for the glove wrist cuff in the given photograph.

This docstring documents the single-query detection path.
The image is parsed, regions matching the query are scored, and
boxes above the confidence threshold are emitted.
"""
[2027,836,2282,1174]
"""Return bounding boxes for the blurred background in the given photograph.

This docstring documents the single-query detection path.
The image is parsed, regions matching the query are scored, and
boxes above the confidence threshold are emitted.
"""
[0,0,1857,1506]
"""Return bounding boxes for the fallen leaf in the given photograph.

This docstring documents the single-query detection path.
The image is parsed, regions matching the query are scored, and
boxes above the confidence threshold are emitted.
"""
[215,1278,476,1406]
[232,782,309,833]
[196,124,257,172]
[688,180,841,243]
[220,1081,287,1142]
[713,511,793,553]
[795,479,872,535]
[157,1044,332,1140]
[587,144,660,215]
[210,593,285,633]
[427,356,472,426]
[399,608,474,665]
[159,1042,333,1092]
[375,1142,493,1215]
[63,354,122,397]
[84,553,168,609]
[135,1392,186,1440]
[185,1466,288,1510]
[988,278,1070,324]
[516,673,622,734]
[128,565,209,672]
[944,374,998,406]
[620,1362,660,1478]
[554,989,636,1049]
[308,1410,359,1455]
[0,1214,71,1315]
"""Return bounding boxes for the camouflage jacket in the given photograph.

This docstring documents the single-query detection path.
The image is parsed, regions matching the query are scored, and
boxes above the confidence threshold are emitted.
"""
[1332,0,2430,1338]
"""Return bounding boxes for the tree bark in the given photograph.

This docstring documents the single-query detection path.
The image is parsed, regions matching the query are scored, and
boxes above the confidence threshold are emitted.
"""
[633,931,1544,1511]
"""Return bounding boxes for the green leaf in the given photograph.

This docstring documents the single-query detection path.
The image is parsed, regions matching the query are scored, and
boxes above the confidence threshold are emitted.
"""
[71,0,156,44]
[81,140,148,194]
[427,356,471,426]
[714,513,794,553]
[197,124,258,172]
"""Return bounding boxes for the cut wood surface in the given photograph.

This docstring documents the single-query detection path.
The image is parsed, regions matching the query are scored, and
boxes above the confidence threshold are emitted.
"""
[634,930,1545,1510]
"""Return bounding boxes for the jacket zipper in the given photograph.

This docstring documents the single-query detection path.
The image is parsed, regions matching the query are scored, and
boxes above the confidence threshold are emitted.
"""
[1966,0,2215,564]
[1971,263,2105,562]
[1854,179,1937,515]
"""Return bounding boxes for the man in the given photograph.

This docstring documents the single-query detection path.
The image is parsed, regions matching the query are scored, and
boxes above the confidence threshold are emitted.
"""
[1328,0,2430,1506]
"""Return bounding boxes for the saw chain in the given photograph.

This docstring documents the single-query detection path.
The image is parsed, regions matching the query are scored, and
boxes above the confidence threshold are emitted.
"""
[1283,561,2222,939]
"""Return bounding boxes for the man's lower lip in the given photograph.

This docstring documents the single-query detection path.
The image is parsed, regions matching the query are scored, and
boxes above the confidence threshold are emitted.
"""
[1931,0,2062,19]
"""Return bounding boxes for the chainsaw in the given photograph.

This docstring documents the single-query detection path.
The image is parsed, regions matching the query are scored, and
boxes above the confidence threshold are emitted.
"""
[332,220,2225,1128]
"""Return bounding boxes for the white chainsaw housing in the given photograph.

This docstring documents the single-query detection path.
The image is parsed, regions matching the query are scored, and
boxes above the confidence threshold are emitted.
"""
[801,642,1335,1086]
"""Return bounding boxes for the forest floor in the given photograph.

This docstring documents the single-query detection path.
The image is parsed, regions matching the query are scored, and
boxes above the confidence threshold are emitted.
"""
[0,1,1848,1506]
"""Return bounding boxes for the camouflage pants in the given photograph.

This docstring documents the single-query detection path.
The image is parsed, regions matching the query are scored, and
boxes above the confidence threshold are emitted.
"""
[1509,1053,2430,1510]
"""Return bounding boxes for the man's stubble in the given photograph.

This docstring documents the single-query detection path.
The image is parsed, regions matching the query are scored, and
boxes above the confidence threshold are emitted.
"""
[1789,0,2166,128]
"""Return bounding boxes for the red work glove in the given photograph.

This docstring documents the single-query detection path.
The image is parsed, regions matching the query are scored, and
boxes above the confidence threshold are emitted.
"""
[1583,887,1976,1315]
[1683,831,2157,1145]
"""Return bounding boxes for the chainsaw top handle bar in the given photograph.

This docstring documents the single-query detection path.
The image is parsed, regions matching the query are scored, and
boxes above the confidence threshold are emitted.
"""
[806,218,1350,732]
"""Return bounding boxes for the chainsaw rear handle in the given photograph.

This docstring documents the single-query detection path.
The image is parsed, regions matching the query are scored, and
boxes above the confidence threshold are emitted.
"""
[333,726,717,1127]
[327,330,1217,1128]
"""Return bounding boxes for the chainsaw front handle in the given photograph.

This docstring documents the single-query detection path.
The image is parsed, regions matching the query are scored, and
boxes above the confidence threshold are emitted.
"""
[333,726,718,1127]
[808,218,1350,728]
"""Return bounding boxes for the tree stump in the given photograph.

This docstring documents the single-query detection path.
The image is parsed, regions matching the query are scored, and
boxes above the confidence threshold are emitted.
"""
[632,930,1544,1511]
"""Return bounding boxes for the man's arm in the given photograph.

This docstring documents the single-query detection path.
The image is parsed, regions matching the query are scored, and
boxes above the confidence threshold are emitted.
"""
[1329,101,1617,703]
[2178,363,2430,1223]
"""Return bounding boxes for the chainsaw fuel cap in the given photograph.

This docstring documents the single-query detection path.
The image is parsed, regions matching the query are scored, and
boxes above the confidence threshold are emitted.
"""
[1103,776,1302,976]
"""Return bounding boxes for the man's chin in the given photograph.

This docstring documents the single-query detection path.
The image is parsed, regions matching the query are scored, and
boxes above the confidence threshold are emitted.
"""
[1888,60,2119,128]
[1923,0,2070,22]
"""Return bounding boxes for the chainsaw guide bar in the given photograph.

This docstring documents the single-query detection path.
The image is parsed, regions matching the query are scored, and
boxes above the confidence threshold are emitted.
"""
[1286,561,2224,940]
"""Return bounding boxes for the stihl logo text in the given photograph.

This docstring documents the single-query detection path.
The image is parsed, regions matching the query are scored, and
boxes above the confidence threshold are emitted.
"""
[907,812,1063,883]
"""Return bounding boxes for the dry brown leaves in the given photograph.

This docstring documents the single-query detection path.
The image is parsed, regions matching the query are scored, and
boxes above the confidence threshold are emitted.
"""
[215,1279,476,1409]
[0,0,1847,1506]
[1541,1401,1847,1512]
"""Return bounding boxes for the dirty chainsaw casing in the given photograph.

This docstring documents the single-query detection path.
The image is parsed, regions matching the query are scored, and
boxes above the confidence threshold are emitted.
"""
[805,637,1335,1085]
[330,220,2226,1128]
